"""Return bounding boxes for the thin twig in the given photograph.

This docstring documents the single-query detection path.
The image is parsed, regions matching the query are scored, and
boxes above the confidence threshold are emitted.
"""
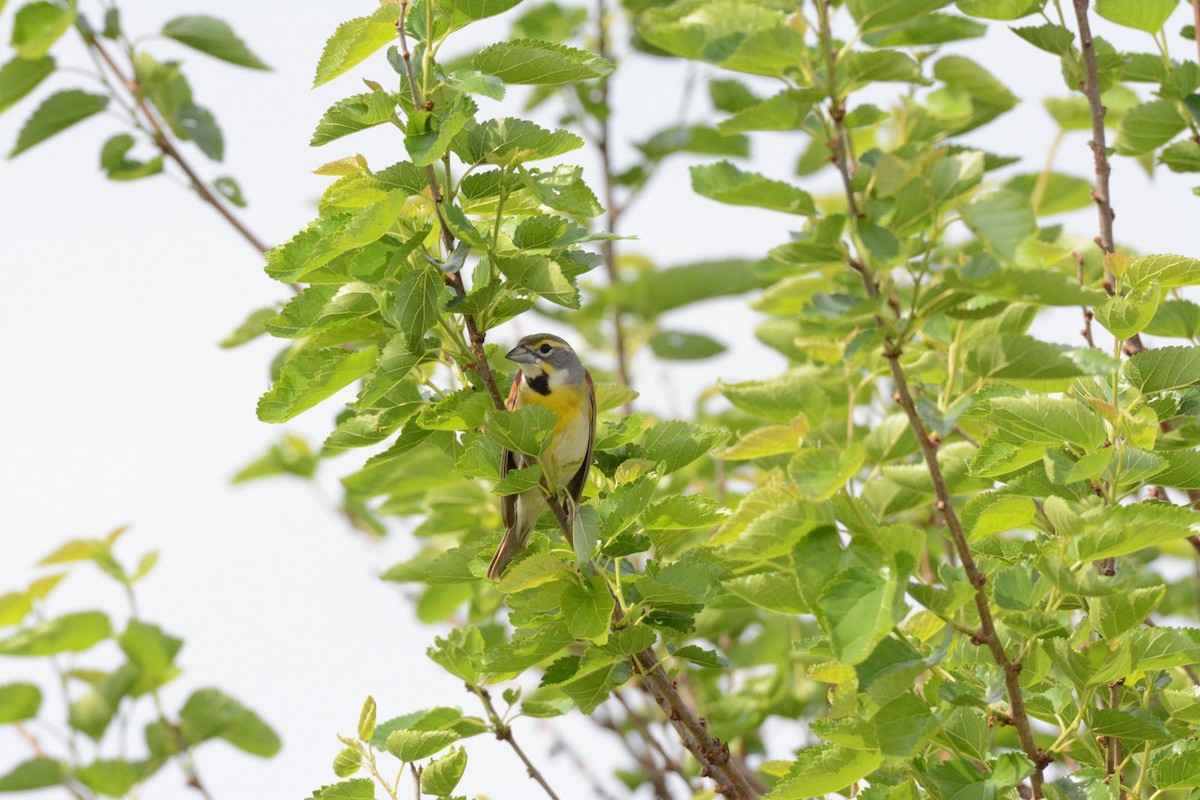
[1074,252,1097,348]
[411,764,422,800]
[1193,0,1200,69]
[1068,0,1145,363]
[394,2,505,410]
[80,35,269,255]
[815,0,861,220]
[593,0,633,407]
[469,685,563,800]
[614,691,691,786]
[816,4,1046,791]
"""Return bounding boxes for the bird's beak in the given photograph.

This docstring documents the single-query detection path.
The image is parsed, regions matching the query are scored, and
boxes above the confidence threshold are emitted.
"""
[505,345,537,364]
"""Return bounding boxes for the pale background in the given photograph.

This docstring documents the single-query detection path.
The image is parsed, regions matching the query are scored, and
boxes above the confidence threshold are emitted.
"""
[1,1,1198,797]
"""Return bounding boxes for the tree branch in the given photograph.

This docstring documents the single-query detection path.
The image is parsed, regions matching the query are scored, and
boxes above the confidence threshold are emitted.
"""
[469,684,563,800]
[394,2,505,411]
[812,4,1047,792]
[1193,0,1200,70]
[593,0,633,408]
[595,710,676,800]
[80,34,269,255]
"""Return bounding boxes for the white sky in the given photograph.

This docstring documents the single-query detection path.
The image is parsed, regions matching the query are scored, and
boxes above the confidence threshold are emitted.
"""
[1,1,1199,797]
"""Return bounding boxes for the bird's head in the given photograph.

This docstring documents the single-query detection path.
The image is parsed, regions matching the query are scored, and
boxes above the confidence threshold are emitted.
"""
[505,334,585,387]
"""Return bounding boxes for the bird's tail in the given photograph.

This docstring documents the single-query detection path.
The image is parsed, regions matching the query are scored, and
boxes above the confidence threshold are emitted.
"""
[487,527,524,580]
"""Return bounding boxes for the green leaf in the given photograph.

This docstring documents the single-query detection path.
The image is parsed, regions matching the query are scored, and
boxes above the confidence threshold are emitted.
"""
[497,552,568,593]
[421,747,467,795]
[818,567,901,664]
[10,90,108,157]
[716,88,814,134]
[788,445,866,501]
[1161,139,1200,172]
[1088,586,1165,639]
[1004,171,1093,215]
[100,134,164,181]
[1125,346,1200,394]
[493,253,580,307]
[0,682,41,723]
[618,258,771,316]
[118,620,182,679]
[10,1,74,59]
[966,334,1095,390]
[460,118,582,166]
[232,434,318,483]
[691,161,816,215]
[560,658,631,713]
[1088,707,1172,742]
[562,575,615,643]
[648,330,726,360]
[313,6,398,87]
[955,0,1042,19]
[0,611,111,656]
[638,420,727,474]
[1095,0,1177,33]
[179,688,280,756]
[960,189,1036,262]
[1094,284,1161,340]
[162,16,270,69]
[358,696,377,741]
[0,758,64,791]
[332,747,361,778]
[385,729,460,761]
[1115,101,1186,155]
[846,0,954,33]
[395,268,445,348]
[982,395,1107,449]
[874,692,938,757]
[311,779,375,799]
[311,91,397,146]
[962,492,1035,539]
[0,55,53,114]
[1127,254,1200,288]
[406,95,476,166]
[770,745,885,798]
[637,0,805,77]
[715,419,807,460]
[1153,743,1200,789]
[472,39,613,84]
[1072,502,1199,561]
[445,69,506,100]
[256,346,379,423]
[75,760,141,797]
[483,405,555,457]
[1011,22,1074,55]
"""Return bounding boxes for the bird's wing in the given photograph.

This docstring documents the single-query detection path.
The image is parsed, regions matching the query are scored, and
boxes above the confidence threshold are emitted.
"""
[499,372,523,531]
[565,370,596,507]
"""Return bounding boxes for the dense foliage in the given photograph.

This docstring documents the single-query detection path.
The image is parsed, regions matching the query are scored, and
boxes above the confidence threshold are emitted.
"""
[5,0,1200,798]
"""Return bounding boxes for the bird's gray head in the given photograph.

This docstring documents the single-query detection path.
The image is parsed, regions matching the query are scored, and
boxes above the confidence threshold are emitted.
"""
[506,333,585,386]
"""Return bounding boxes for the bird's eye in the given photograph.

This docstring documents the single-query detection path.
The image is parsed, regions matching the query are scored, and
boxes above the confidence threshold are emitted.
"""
[538,344,552,355]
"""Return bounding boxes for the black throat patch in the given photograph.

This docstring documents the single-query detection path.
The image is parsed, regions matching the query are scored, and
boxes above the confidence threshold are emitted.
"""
[526,372,551,395]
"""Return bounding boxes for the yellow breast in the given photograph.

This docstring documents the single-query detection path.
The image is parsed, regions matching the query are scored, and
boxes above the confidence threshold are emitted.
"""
[517,381,591,486]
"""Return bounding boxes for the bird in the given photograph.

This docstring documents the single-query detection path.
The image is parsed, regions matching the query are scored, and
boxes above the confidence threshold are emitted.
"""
[487,333,596,581]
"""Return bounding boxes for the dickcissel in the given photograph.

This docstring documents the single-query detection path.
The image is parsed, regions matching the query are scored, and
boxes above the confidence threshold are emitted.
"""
[487,333,596,580]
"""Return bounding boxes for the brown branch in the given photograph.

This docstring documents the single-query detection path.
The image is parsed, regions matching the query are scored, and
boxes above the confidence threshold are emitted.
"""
[1193,0,1200,70]
[394,2,505,411]
[884,353,1048,797]
[470,684,563,800]
[411,764,422,800]
[593,0,633,408]
[1073,252,1098,348]
[815,0,861,220]
[394,4,754,791]
[817,3,1044,788]
[81,35,269,255]
[1071,0,1115,260]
